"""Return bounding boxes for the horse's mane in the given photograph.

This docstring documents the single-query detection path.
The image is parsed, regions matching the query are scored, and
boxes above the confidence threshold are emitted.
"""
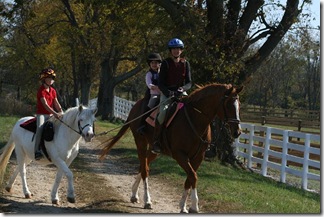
[185,83,232,103]
[52,106,87,126]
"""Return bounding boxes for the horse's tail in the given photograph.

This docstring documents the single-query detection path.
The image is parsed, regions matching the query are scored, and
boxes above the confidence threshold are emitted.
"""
[99,121,130,161]
[0,135,15,184]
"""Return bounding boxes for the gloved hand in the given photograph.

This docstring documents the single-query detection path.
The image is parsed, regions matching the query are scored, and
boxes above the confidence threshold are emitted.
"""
[168,90,176,97]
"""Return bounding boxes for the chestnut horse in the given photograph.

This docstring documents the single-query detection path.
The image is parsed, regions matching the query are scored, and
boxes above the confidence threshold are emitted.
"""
[100,83,243,213]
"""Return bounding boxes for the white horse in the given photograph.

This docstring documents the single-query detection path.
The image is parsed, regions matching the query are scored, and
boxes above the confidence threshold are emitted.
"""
[0,105,97,204]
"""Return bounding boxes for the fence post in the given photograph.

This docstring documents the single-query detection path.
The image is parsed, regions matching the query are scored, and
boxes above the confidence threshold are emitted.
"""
[256,128,265,169]
[261,116,266,125]
[298,120,302,131]
[280,130,289,183]
[247,125,255,169]
[301,134,310,190]
[261,127,271,176]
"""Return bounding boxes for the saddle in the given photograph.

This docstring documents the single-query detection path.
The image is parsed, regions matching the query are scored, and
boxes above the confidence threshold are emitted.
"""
[20,118,53,161]
[145,102,184,128]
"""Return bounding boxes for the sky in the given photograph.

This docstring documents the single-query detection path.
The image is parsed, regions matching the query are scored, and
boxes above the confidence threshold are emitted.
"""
[310,0,320,27]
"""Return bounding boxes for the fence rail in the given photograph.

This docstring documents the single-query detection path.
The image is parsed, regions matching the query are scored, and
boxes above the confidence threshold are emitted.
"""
[234,123,320,192]
[90,97,321,192]
[240,106,320,129]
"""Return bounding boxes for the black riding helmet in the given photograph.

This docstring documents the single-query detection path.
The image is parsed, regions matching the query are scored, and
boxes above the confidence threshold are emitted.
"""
[147,53,162,66]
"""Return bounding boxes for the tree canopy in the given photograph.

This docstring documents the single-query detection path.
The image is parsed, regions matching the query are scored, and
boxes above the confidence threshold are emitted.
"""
[0,0,319,119]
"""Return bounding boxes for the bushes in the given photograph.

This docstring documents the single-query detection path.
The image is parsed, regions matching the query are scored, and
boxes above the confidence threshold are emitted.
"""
[0,96,34,117]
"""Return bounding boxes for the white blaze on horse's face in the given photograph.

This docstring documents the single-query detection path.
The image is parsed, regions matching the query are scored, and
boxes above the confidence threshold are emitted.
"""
[234,99,241,125]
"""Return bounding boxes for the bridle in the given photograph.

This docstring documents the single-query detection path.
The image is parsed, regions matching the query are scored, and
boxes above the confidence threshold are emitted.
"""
[184,93,241,143]
[222,95,241,125]
[57,116,94,136]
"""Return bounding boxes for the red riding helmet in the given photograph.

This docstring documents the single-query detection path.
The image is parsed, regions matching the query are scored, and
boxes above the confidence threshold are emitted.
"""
[39,68,56,81]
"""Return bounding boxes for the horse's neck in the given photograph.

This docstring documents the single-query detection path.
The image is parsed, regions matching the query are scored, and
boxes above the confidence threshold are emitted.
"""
[58,111,80,142]
[190,93,223,122]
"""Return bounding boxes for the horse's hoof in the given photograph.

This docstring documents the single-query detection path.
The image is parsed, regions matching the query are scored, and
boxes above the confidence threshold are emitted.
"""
[144,203,152,209]
[5,186,11,193]
[52,199,60,205]
[180,209,188,213]
[130,196,139,203]
[189,208,199,213]
[25,194,32,199]
[67,197,75,203]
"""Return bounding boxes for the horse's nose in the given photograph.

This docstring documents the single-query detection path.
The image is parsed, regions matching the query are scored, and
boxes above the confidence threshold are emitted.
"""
[84,131,95,142]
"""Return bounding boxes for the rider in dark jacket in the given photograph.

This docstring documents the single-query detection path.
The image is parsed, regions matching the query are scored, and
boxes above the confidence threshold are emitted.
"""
[151,38,192,154]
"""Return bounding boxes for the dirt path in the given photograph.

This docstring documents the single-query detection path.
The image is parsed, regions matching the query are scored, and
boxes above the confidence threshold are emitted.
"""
[0,139,182,214]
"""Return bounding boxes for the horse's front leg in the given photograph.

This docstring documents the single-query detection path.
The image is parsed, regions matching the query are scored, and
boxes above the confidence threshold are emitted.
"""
[189,188,199,213]
[51,170,64,204]
[52,158,75,203]
[142,177,152,209]
[175,154,200,213]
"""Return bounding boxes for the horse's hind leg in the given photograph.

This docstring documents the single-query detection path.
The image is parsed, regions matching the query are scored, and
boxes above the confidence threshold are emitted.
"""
[5,166,20,193]
[179,188,190,213]
[15,147,32,199]
[131,173,141,203]
[18,161,32,198]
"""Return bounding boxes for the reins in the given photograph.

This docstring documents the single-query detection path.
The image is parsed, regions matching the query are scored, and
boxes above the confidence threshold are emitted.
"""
[55,113,93,135]
[95,96,173,137]
[56,116,82,135]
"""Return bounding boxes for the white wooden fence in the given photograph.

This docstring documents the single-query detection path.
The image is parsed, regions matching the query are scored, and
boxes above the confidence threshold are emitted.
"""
[90,97,321,191]
[113,96,136,120]
[88,97,135,120]
[234,123,320,191]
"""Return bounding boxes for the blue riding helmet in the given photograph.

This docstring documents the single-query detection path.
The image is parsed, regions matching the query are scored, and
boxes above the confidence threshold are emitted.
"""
[168,38,184,49]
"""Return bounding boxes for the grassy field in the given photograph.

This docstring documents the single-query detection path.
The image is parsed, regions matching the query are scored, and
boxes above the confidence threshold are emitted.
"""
[94,121,320,214]
[0,117,320,213]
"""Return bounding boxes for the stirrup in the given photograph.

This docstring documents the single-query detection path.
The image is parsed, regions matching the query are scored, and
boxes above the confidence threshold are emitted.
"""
[151,141,161,154]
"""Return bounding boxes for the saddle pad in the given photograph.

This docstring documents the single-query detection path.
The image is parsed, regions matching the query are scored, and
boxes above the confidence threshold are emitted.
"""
[20,117,37,133]
[146,102,184,128]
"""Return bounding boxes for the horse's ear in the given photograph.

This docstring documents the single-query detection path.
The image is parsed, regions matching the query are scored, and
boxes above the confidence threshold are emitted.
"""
[225,86,234,96]
[236,86,244,94]
[78,105,83,112]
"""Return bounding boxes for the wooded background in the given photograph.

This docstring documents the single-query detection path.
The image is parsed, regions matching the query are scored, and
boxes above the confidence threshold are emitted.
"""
[0,0,320,120]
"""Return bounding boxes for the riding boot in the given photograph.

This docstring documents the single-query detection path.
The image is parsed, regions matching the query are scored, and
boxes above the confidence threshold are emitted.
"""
[34,128,43,160]
[151,121,163,154]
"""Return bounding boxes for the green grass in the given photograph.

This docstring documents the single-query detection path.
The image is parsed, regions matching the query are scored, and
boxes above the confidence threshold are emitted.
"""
[1,118,320,213]
[95,121,321,214]
[0,116,20,148]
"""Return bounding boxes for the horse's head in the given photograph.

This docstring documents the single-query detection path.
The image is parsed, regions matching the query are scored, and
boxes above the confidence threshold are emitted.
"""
[222,85,243,138]
[77,105,97,142]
